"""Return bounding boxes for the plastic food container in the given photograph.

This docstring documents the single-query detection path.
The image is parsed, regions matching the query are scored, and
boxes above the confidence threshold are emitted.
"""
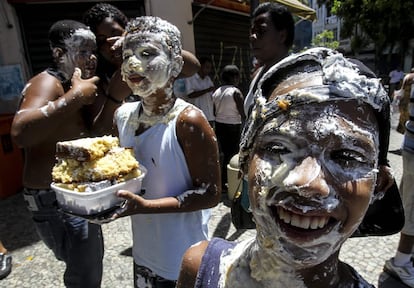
[51,165,147,216]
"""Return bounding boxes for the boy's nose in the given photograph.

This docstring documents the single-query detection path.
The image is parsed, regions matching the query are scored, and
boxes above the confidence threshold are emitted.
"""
[283,156,330,197]
[127,56,144,73]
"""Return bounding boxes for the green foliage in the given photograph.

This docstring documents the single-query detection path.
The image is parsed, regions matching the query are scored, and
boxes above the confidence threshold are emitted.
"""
[312,30,340,50]
[317,0,414,66]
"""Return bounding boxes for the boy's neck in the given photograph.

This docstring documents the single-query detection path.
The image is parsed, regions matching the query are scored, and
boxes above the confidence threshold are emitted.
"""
[141,92,176,116]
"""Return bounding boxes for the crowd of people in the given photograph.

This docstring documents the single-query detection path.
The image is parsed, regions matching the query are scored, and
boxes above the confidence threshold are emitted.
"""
[2,1,413,287]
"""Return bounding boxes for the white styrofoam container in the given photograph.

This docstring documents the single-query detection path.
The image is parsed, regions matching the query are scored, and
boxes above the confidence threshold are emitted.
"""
[51,165,147,216]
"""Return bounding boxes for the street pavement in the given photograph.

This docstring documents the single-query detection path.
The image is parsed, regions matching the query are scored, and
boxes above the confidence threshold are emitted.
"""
[0,109,408,287]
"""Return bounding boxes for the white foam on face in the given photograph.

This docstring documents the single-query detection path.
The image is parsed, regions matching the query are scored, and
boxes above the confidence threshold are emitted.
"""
[224,104,378,285]
[259,48,386,111]
[121,34,173,98]
[121,17,183,101]
[60,28,96,80]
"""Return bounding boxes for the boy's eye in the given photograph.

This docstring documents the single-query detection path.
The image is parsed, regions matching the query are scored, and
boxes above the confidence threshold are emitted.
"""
[140,50,156,58]
[331,150,367,166]
[123,51,132,60]
[263,143,290,155]
[252,26,266,37]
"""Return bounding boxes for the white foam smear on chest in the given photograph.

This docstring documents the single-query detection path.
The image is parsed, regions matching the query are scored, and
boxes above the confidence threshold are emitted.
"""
[218,239,307,288]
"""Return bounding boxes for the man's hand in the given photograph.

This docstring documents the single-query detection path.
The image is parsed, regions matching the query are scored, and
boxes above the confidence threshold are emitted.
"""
[71,68,100,105]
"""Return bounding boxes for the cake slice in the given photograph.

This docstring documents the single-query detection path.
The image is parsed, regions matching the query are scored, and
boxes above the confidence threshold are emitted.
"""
[55,135,120,161]
[52,136,141,192]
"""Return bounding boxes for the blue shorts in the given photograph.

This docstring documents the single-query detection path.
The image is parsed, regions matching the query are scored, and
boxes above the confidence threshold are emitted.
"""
[24,188,104,287]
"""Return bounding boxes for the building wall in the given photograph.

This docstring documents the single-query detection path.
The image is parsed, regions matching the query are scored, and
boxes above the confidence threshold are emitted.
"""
[0,0,196,84]
[0,1,30,81]
[145,0,195,53]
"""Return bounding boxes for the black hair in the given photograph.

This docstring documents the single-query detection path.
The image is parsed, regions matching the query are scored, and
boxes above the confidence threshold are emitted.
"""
[83,2,129,34]
[49,20,89,50]
[199,57,212,66]
[252,2,295,48]
[221,65,240,84]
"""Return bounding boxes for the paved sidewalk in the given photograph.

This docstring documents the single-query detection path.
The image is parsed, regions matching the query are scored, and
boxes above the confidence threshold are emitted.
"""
[0,111,407,287]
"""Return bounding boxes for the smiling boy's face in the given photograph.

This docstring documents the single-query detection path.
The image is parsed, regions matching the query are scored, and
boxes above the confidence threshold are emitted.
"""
[248,99,379,267]
[120,17,183,98]
[121,32,173,97]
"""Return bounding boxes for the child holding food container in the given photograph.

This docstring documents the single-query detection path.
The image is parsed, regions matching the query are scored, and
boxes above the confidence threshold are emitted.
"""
[98,16,221,287]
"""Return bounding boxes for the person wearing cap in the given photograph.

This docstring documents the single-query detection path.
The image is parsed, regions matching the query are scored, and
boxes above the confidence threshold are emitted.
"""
[11,20,104,287]
[176,47,392,288]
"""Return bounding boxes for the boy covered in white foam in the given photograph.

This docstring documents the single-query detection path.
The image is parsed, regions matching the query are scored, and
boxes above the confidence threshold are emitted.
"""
[177,47,393,288]
[103,16,221,287]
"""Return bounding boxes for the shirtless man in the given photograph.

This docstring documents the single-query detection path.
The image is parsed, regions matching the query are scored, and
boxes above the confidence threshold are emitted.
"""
[11,20,103,287]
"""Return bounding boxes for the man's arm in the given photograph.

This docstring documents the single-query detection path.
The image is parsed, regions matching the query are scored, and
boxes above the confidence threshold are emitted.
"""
[12,69,99,147]
[187,86,215,99]
[179,50,200,78]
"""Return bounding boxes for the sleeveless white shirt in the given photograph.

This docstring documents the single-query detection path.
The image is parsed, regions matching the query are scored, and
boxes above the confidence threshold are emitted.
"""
[115,98,210,280]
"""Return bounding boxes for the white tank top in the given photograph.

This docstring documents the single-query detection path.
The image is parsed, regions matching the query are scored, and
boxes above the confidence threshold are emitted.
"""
[115,98,210,280]
[212,85,243,124]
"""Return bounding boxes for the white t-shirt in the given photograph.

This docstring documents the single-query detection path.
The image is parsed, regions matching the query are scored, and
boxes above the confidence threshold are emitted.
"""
[212,85,243,124]
[185,73,215,121]
[389,70,405,84]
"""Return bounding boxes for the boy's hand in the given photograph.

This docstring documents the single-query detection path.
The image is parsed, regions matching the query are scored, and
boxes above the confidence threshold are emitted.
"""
[71,68,100,105]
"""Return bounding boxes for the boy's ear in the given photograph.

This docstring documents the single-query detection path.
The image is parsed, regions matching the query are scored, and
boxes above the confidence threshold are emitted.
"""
[373,165,394,202]
[171,55,184,78]
[52,47,65,60]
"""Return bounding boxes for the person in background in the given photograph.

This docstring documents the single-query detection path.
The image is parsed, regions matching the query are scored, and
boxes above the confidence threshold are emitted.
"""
[0,240,11,280]
[173,78,189,101]
[98,16,221,287]
[388,66,405,100]
[384,68,414,288]
[244,2,294,115]
[177,47,392,288]
[185,57,216,127]
[83,2,200,104]
[212,64,245,192]
[10,20,103,287]
[393,68,414,134]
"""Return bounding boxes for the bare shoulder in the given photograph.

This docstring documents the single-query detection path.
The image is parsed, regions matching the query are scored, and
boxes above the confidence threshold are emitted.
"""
[177,105,213,137]
[177,240,209,288]
[22,71,64,105]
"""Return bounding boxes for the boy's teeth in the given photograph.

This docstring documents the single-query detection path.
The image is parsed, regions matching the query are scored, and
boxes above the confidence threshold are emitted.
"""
[277,207,329,229]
